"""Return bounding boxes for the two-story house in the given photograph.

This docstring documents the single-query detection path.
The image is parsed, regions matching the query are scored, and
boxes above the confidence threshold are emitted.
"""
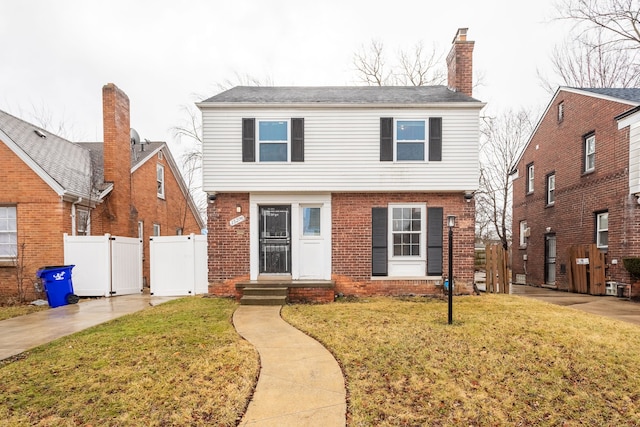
[199,29,484,302]
[512,87,640,297]
[0,83,204,300]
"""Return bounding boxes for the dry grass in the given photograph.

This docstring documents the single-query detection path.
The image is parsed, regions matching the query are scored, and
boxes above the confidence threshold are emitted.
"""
[282,294,640,426]
[0,297,258,427]
[0,304,48,321]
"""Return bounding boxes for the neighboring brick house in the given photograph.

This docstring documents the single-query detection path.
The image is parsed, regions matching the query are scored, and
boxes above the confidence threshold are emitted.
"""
[0,83,204,300]
[512,87,640,296]
[199,28,484,302]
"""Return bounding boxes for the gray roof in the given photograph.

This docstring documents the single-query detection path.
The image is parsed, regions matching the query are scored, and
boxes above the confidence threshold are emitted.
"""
[576,88,640,103]
[0,109,95,198]
[202,86,481,104]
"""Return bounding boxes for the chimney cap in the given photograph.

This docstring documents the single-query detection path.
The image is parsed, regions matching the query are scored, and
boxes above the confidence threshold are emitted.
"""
[453,28,468,43]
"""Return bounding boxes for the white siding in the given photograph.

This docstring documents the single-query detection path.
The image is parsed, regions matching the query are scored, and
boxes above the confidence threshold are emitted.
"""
[202,106,481,192]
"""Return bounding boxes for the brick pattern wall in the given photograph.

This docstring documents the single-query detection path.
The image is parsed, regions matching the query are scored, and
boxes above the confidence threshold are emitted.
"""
[102,83,136,237]
[512,90,640,291]
[207,192,476,299]
[207,193,251,295]
[0,142,70,300]
[446,31,475,98]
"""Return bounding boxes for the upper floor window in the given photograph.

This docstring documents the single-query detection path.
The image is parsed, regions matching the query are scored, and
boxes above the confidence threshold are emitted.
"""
[596,211,608,248]
[519,220,528,248]
[526,163,534,193]
[584,134,595,173]
[157,164,165,199]
[0,206,17,259]
[558,101,564,122]
[396,120,426,161]
[380,117,442,162]
[546,173,555,206]
[258,120,289,162]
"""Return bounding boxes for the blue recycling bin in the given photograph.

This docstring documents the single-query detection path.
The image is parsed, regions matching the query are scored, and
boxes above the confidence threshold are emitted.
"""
[36,265,79,308]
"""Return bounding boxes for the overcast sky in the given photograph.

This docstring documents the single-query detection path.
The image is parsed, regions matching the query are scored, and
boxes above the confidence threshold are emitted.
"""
[1,0,566,155]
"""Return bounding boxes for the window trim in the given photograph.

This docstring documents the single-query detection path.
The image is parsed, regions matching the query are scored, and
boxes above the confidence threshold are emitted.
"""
[0,206,17,260]
[596,211,608,249]
[153,223,161,237]
[394,119,427,162]
[546,172,555,206]
[584,133,595,173]
[157,164,165,199]
[526,163,534,194]
[388,203,427,260]
[76,208,91,236]
[257,119,290,162]
[519,220,528,248]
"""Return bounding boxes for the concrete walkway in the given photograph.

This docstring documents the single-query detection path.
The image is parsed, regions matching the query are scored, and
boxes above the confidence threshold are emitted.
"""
[233,305,346,427]
[0,294,177,360]
[511,284,640,325]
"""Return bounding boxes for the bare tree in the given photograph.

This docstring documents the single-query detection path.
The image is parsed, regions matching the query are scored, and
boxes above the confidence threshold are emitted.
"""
[556,0,640,50]
[539,29,640,91]
[353,40,445,86]
[477,109,534,250]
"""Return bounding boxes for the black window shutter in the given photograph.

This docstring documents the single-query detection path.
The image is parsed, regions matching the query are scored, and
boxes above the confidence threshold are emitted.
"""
[427,207,443,275]
[380,117,393,161]
[242,118,255,162]
[372,207,388,276]
[429,117,442,161]
[291,118,304,162]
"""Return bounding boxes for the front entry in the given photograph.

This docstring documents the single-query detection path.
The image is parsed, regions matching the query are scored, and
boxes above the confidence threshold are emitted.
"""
[259,205,291,274]
[545,234,556,285]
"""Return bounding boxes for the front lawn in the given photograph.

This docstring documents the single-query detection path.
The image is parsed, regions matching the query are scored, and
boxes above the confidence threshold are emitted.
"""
[0,297,258,427]
[0,304,48,321]
[282,295,640,426]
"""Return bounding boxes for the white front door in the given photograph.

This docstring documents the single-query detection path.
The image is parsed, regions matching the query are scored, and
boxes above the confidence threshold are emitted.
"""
[250,194,331,281]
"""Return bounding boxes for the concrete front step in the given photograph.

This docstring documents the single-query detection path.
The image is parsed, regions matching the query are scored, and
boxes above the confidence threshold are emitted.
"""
[240,295,287,306]
[242,287,288,297]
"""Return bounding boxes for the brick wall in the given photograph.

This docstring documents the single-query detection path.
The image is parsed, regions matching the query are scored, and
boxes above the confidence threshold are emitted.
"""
[446,28,475,98]
[207,192,476,298]
[0,141,71,300]
[512,90,640,290]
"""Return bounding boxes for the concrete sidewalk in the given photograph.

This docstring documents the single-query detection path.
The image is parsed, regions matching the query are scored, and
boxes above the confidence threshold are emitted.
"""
[0,294,177,360]
[511,284,640,325]
[233,305,346,427]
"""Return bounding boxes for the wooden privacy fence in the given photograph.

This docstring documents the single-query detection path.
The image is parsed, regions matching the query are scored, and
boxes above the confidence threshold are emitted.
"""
[486,244,509,294]
[567,244,606,295]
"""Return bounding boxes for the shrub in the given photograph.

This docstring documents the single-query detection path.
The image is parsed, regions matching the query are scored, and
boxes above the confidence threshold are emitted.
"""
[622,257,640,279]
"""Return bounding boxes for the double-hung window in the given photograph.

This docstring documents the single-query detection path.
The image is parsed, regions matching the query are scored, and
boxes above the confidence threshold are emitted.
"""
[526,163,534,193]
[396,120,426,161]
[546,173,555,205]
[596,211,608,248]
[157,164,165,199]
[0,206,17,259]
[584,134,595,172]
[258,120,289,162]
[391,206,423,256]
[77,209,90,236]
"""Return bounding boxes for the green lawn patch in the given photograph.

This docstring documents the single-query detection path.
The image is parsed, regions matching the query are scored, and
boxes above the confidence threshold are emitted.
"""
[0,304,48,321]
[0,297,258,427]
[282,295,640,426]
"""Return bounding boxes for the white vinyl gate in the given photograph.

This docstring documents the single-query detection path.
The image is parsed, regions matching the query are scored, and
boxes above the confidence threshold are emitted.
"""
[150,234,207,296]
[63,234,143,297]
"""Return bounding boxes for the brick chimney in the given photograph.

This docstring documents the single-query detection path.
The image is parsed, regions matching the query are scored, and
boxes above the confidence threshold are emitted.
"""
[446,28,474,97]
[102,83,135,236]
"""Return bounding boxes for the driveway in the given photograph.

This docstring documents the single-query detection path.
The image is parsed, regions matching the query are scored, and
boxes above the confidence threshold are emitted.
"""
[0,294,177,360]
[511,284,640,326]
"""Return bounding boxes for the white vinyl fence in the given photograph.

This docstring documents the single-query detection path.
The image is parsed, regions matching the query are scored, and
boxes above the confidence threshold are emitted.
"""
[150,234,207,296]
[63,234,143,297]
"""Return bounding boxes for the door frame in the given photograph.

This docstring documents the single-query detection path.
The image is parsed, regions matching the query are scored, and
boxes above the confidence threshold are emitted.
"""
[545,233,557,285]
[249,193,332,281]
[258,205,292,275]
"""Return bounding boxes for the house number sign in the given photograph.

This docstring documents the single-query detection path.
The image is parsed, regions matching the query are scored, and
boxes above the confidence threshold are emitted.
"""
[576,258,589,265]
[230,215,246,226]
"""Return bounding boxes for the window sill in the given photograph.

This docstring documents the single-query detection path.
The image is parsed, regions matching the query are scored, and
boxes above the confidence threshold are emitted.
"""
[582,170,595,177]
[545,203,555,208]
[519,245,527,250]
[0,259,16,268]
[371,275,442,281]
[526,191,534,196]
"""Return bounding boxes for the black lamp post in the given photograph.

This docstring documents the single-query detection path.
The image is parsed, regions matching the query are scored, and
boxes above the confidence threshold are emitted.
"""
[447,215,456,325]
